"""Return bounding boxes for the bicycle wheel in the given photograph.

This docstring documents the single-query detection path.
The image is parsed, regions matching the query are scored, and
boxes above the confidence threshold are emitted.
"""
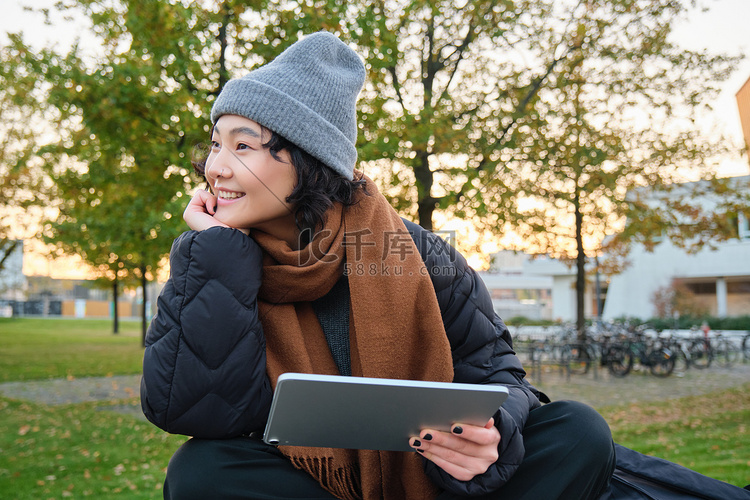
[687,338,712,369]
[607,345,633,377]
[743,334,750,362]
[649,348,675,377]
[671,347,690,373]
[713,339,740,368]
[561,343,591,375]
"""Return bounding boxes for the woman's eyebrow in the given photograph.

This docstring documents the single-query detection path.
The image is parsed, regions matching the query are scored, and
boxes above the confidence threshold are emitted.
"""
[213,125,261,138]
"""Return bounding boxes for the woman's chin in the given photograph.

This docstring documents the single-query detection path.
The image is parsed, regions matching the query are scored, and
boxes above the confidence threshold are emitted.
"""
[212,215,251,234]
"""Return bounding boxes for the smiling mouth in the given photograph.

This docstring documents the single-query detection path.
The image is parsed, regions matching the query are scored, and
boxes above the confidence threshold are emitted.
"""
[217,190,246,200]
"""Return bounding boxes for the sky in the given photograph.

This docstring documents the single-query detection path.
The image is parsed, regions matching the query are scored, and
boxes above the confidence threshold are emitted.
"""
[3,0,750,277]
[667,0,750,177]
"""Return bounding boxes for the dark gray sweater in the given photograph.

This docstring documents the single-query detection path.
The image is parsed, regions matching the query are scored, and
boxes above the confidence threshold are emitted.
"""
[311,275,351,376]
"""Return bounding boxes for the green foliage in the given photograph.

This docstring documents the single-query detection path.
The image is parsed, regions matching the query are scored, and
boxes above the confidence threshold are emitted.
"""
[0,39,52,272]
[5,1,748,286]
[0,318,144,382]
[11,1,215,285]
[505,315,558,326]
[346,0,553,229]
[1,386,746,496]
[475,0,746,333]
[624,315,750,332]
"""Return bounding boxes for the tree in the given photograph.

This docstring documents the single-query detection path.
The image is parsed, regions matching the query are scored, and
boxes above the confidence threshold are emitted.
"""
[345,0,557,231]
[10,0,748,342]
[9,0,366,336]
[491,0,747,337]
[652,279,710,319]
[248,0,747,336]
[0,39,50,275]
[9,2,216,341]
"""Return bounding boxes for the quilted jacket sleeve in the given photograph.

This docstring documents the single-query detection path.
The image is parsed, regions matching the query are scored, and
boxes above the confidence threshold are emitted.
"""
[140,227,272,438]
[404,219,544,497]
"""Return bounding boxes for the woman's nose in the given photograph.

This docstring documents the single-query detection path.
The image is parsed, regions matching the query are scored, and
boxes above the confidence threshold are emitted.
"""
[216,166,233,179]
[207,154,233,180]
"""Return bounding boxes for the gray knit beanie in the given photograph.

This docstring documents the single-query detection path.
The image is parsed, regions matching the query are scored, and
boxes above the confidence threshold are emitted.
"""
[210,31,365,180]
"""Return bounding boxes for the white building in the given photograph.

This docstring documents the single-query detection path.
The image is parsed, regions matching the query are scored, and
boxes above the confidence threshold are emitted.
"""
[478,251,554,321]
[602,176,750,320]
[498,176,750,323]
[602,217,750,320]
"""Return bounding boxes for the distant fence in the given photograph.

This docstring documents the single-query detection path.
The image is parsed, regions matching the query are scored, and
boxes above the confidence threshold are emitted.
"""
[0,299,151,319]
[507,324,749,342]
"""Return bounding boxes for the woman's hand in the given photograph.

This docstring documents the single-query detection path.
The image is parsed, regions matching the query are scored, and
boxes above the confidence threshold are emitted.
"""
[410,418,500,481]
[183,189,229,232]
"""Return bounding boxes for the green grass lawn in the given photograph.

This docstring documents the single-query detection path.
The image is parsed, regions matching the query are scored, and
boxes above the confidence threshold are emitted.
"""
[0,396,186,499]
[1,388,746,499]
[0,318,747,498]
[599,384,750,488]
[0,318,144,381]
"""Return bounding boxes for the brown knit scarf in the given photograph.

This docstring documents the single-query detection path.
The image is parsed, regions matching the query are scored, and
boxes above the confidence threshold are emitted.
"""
[251,176,454,500]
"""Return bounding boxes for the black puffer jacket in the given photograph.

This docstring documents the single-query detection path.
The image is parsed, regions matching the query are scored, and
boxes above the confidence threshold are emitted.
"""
[141,221,545,497]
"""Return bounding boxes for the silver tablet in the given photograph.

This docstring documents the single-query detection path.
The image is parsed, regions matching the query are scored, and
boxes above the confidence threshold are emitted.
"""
[262,373,509,452]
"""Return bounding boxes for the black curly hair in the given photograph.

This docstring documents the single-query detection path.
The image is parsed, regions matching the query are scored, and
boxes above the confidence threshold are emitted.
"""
[192,126,368,246]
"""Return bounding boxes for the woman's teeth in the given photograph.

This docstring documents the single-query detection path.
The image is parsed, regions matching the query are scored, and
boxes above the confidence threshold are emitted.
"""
[219,191,245,199]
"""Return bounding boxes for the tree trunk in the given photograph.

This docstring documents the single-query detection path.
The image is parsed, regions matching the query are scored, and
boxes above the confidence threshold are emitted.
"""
[112,278,119,334]
[417,199,435,231]
[574,193,586,342]
[217,3,231,92]
[594,255,602,321]
[141,266,148,347]
[414,152,436,230]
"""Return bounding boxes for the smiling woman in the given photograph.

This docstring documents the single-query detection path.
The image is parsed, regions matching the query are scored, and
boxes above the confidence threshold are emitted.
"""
[188,116,368,249]
[140,31,617,500]
[184,115,297,244]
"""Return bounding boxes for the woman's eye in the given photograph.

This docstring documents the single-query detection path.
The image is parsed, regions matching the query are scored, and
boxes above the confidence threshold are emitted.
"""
[210,141,220,149]
[237,143,251,150]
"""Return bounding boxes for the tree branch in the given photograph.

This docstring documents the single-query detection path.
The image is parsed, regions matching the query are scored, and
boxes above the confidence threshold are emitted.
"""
[0,239,20,272]
[387,65,407,111]
[435,22,475,106]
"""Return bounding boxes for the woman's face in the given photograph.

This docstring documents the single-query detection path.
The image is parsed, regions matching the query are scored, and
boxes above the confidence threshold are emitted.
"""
[205,114,297,238]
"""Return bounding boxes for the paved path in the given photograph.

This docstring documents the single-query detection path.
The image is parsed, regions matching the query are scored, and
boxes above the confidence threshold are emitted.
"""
[530,362,750,408]
[1,364,748,419]
[0,374,144,418]
[0,374,142,405]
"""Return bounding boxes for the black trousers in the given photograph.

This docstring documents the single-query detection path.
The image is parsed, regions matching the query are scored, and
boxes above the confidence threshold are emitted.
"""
[163,401,615,500]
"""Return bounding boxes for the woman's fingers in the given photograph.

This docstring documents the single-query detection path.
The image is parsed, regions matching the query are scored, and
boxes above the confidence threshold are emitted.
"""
[183,189,228,231]
[203,191,217,215]
[409,418,500,481]
[417,447,480,481]
[448,418,498,446]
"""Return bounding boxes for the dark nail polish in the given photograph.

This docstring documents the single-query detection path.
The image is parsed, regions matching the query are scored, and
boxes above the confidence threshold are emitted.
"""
[452,426,463,435]
[423,433,433,441]
[413,439,422,447]
[417,448,425,453]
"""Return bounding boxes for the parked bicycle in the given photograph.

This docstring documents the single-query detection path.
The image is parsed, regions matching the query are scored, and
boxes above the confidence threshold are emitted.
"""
[685,334,712,369]
[606,330,675,377]
[710,331,742,368]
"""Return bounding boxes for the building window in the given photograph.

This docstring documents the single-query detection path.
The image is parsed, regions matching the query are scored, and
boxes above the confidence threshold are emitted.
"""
[684,282,716,295]
[739,212,750,240]
[727,281,750,294]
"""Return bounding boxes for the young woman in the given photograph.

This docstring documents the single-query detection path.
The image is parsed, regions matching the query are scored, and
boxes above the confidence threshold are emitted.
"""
[141,31,615,500]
